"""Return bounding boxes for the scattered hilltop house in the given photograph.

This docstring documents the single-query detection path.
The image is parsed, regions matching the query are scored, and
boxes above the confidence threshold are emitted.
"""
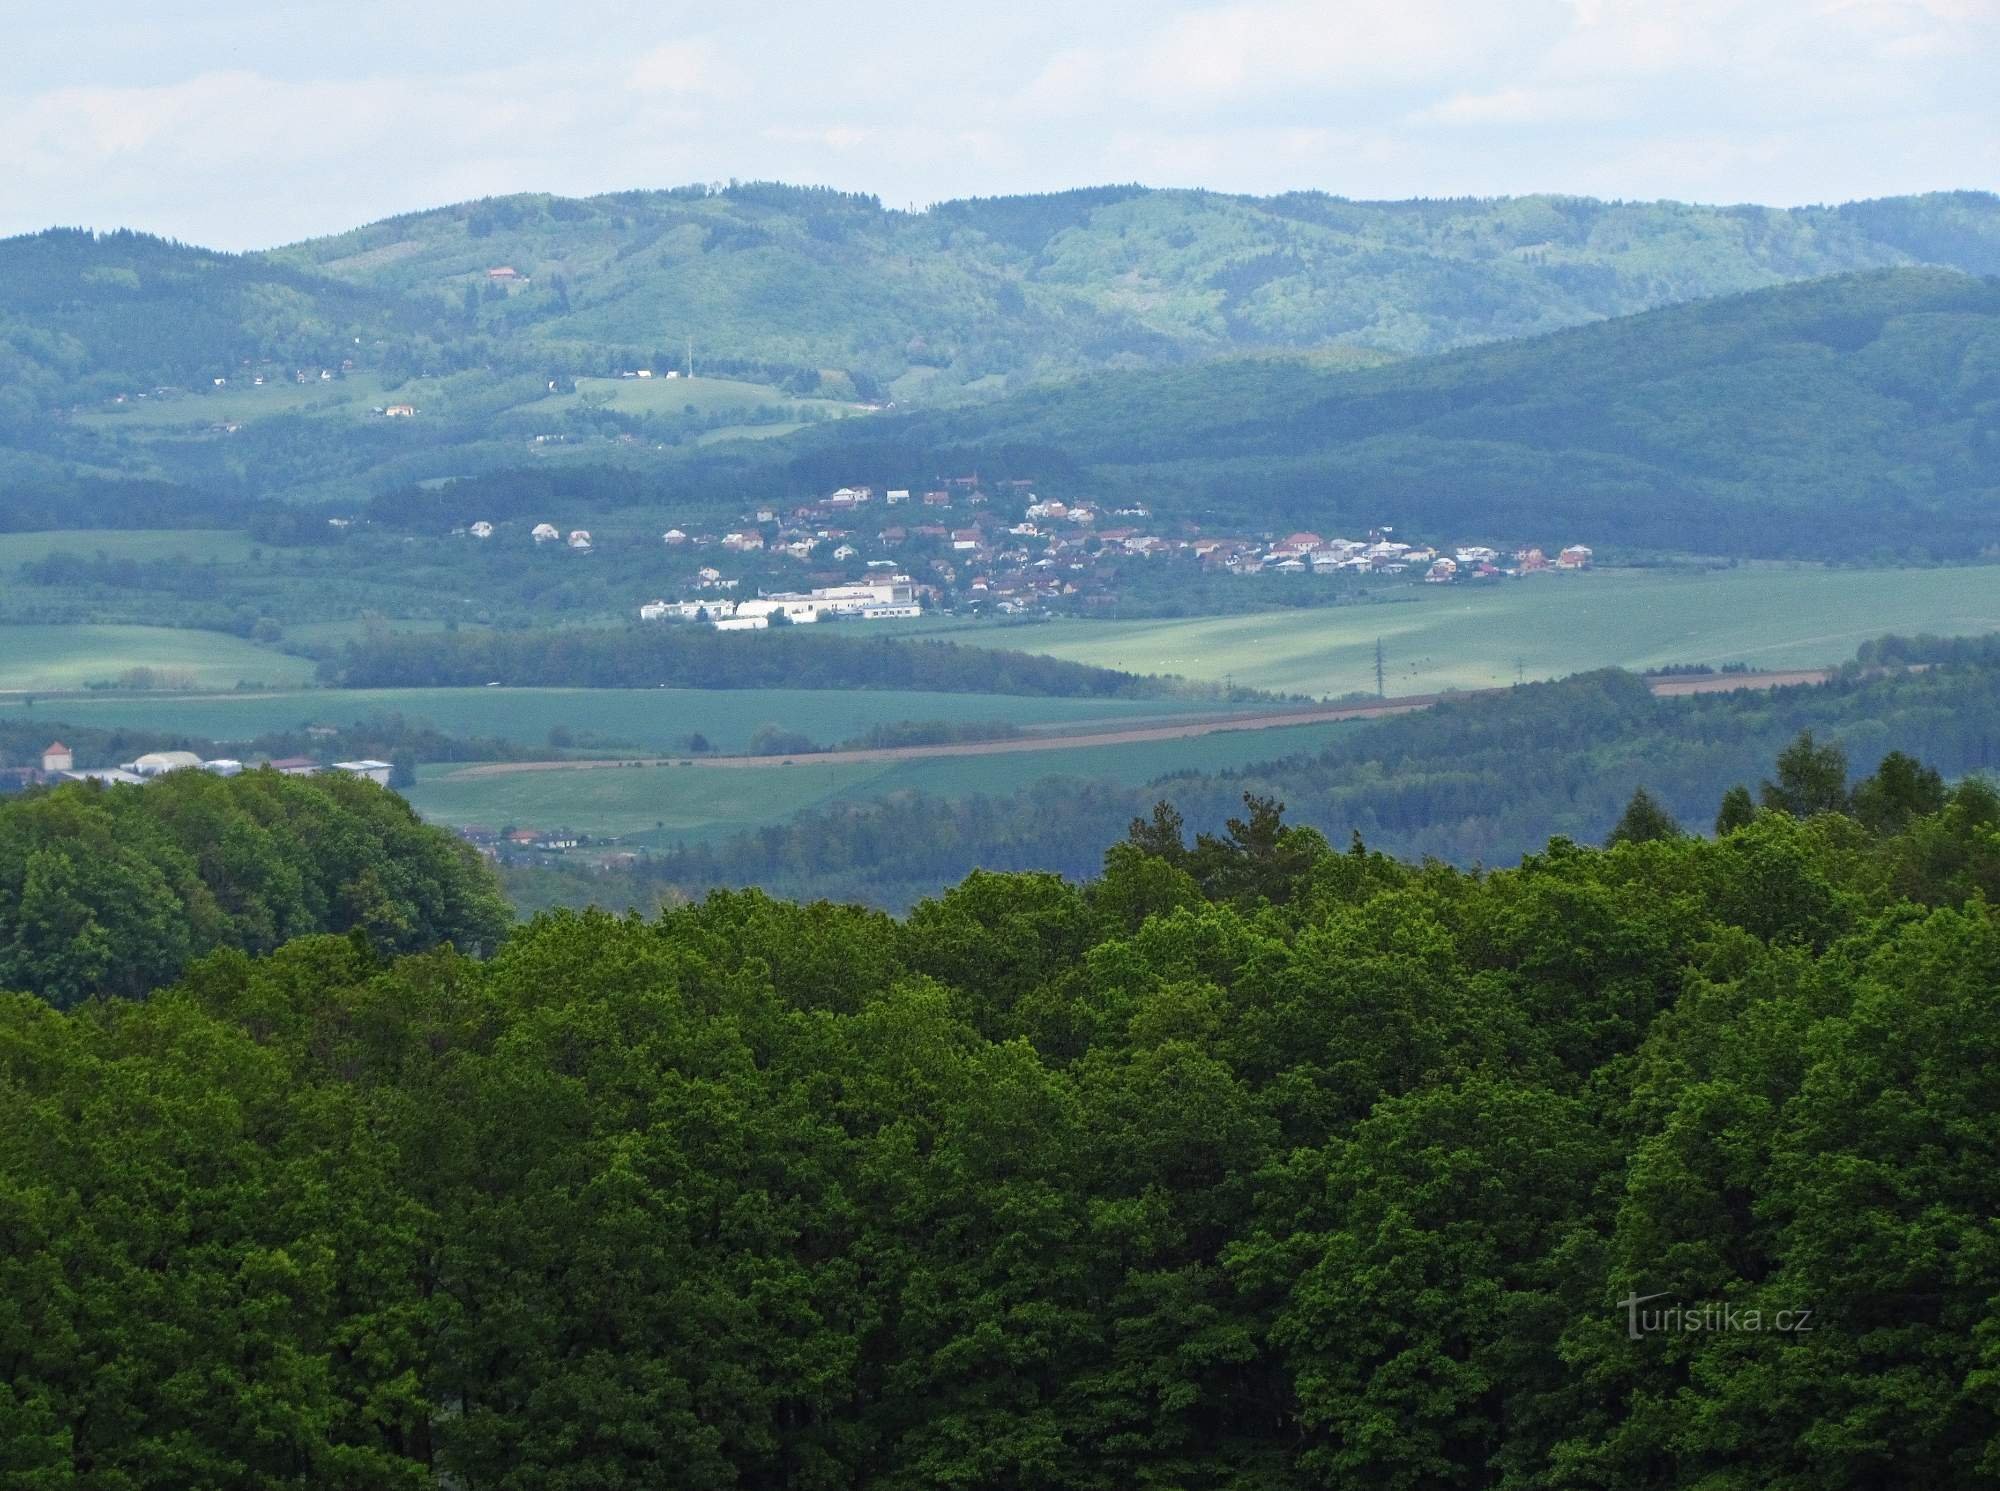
[384,404,416,418]
[486,266,522,282]
[922,490,952,507]
[886,489,910,505]
[951,529,981,551]
[333,760,393,786]
[721,531,765,552]
[41,741,72,774]
[1456,546,1498,564]
[832,543,859,561]
[532,523,560,543]
[662,528,688,545]
[567,530,592,551]
[638,600,673,621]
[696,566,723,583]
[1556,544,1594,569]
[469,521,494,539]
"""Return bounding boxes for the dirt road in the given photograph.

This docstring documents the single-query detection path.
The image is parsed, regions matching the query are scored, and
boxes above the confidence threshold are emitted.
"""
[442,668,1834,781]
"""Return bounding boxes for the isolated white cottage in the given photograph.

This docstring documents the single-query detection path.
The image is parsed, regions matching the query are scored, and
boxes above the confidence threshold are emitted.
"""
[567,530,593,550]
[469,521,494,539]
[531,523,560,543]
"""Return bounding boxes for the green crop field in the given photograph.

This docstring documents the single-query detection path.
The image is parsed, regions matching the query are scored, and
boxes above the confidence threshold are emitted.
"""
[0,529,262,566]
[950,567,2000,697]
[0,626,319,691]
[0,685,1248,756]
[405,717,1357,844]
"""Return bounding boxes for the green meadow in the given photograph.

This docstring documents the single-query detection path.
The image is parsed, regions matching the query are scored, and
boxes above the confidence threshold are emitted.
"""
[0,685,1248,755]
[404,717,1356,843]
[951,566,2000,697]
[0,529,261,566]
[0,626,318,691]
[540,374,857,421]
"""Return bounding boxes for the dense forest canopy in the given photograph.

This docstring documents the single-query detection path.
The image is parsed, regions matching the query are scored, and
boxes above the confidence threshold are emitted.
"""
[0,769,509,1007]
[2,744,1997,1486]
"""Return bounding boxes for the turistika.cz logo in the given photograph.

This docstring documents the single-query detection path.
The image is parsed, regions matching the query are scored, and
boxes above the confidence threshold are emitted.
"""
[1620,1290,1817,1340]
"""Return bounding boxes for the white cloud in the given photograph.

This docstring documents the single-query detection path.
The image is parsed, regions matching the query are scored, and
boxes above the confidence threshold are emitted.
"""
[0,0,1992,245]
[627,40,743,96]
[1414,84,1617,125]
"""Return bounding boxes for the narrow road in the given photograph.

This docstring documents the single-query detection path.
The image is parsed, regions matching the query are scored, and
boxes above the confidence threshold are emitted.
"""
[442,668,1834,780]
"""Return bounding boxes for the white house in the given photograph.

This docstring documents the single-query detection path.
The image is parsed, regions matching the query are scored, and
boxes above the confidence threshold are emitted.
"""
[567,530,592,550]
[333,760,394,786]
[469,521,494,539]
[41,741,72,773]
[532,523,560,543]
[662,528,688,545]
[712,615,769,631]
[886,489,910,504]
[638,600,673,621]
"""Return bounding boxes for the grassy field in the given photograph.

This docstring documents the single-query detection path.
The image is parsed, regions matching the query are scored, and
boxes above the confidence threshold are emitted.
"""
[0,529,261,566]
[405,718,1356,843]
[948,567,2000,697]
[0,626,319,691]
[541,375,857,421]
[0,685,1249,755]
[71,374,397,428]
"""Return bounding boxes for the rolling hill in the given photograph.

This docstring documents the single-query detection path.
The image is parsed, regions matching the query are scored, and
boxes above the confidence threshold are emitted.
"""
[272,184,2000,392]
[767,267,2000,558]
[1,189,1996,547]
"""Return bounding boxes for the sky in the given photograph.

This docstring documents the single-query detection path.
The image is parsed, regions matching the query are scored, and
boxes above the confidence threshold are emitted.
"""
[2,0,1995,250]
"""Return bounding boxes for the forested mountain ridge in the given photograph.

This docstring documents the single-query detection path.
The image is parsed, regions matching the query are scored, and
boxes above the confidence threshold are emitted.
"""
[771,266,2000,557]
[4,750,1998,1486]
[272,183,2000,392]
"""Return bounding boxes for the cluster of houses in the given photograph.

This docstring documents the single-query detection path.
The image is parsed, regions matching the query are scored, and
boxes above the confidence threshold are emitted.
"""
[444,479,1594,618]
[1,742,393,792]
[628,480,1596,615]
[638,577,923,629]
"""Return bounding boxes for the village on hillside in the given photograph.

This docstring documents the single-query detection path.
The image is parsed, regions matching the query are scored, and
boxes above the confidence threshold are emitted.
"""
[461,479,1595,623]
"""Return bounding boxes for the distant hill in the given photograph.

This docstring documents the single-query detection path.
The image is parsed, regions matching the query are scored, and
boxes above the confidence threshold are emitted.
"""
[4,188,1999,530]
[0,229,445,421]
[270,184,2000,392]
[769,267,2000,559]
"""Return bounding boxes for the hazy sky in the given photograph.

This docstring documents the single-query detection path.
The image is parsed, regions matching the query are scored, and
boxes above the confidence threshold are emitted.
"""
[3,0,1995,249]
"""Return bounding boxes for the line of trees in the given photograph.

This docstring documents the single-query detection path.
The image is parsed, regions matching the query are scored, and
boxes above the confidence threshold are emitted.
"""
[321,624,1201,699]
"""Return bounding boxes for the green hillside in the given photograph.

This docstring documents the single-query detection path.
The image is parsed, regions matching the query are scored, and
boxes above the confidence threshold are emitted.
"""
[275,184,2000,387]
[778,267,2000,557]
